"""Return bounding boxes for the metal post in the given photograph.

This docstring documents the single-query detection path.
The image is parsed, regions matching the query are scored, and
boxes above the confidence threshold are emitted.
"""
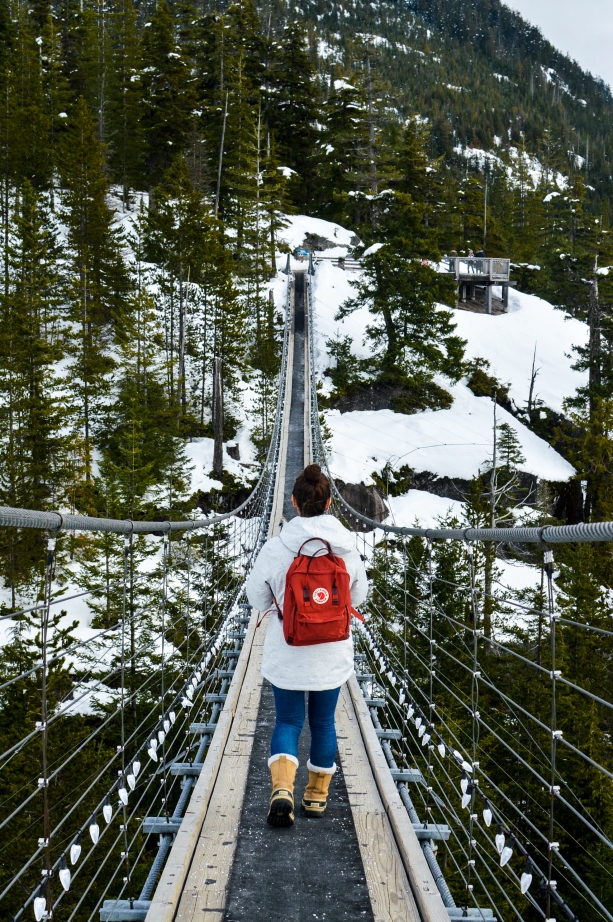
[502,284,509,310]
[486,285,493,314]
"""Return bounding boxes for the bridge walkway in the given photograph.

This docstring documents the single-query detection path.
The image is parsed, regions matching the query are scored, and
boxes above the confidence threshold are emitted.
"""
[145,273,448,922]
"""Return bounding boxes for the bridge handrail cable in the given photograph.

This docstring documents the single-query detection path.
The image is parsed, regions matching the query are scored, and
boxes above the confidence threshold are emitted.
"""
[307,269,609,922]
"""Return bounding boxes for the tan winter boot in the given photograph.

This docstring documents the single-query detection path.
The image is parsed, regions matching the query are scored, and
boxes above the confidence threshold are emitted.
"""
[302,760,336,816]
[267,754,298,827]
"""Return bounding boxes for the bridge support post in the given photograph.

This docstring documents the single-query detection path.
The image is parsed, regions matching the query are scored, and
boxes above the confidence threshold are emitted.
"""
[486,285,493,314]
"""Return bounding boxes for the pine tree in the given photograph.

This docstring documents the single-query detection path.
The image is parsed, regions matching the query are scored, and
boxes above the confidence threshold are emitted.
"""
[317,72,370,223]
[477,416,529,636]
[141,0,199,189]
[457,173,485,251]
[267,22,320,209]
[107,0,145,203]
[0,181,65,601]
[0,13,51,189]
[40,13,72,210]
[60,97,129,500]
[337,248,464,407]
[191,219,246,430]
[67,1,110,140]
[145,155,212,419]
[260,135,289,273]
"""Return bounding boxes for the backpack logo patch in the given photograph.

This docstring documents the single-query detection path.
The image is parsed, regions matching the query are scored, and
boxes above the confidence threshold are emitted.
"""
[312,587,329,604]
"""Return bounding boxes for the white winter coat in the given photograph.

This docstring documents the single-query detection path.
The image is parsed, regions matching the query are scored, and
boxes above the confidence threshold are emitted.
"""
[245,514,369,691]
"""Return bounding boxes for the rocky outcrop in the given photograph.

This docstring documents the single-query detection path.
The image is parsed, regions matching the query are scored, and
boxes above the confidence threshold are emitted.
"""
[330,381,452,415]
[197,483,253,516]
[331,382,405,413]
[303,232,336,251]
[334,480,389,531]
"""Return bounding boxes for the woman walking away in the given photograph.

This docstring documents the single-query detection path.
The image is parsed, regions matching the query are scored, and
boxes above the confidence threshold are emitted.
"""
[246,464,368,828]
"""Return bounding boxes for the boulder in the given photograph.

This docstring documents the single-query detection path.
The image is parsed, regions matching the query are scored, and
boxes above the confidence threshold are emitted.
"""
[334,480,389,532]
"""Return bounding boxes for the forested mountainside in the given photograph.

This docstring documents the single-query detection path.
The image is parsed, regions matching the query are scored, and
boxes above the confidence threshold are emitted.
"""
[303,0,613,182]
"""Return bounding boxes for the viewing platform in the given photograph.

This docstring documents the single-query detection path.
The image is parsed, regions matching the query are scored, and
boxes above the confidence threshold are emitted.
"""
[447,257,515,314]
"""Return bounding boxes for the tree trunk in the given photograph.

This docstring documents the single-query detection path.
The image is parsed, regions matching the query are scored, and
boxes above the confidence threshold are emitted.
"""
[213,352,223,477]
[589,260,601,419]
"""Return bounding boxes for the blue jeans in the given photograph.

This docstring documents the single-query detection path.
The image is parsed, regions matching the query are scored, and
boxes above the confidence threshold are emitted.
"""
[270,684,341,770]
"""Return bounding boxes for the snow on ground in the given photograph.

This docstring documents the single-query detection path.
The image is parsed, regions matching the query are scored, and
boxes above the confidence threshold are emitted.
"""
[387,490,465,529]
[310,260,370,374]
[311,256,588,417]
[325,381,575,485]
[453,288,588,414]
[185,427,258,496]
[495,559,540,594]
[309,246,579,489]
[304,243,555,621]
[278,214,357,251]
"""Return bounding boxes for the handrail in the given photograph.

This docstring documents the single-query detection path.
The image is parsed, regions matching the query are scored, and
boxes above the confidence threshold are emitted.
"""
[447,257,511,282]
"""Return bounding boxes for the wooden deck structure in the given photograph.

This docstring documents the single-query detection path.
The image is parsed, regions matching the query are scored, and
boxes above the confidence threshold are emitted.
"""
[446,257,514,314]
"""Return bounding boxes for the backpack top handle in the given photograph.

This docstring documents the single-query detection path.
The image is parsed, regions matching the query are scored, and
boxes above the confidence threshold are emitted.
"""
[297,537,336,569]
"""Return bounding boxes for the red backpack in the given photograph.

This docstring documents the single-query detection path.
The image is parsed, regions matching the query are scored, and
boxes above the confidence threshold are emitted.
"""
[280,538,363,647]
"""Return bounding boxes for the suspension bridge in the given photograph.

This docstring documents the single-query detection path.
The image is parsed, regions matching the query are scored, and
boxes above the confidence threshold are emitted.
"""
[1,269,612,922]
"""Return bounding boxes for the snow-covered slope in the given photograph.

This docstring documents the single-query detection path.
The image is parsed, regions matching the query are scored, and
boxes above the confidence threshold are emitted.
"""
[325,384,574,486]
[453,288,588,414]
[292,216,586,538]
[279,214,358,250]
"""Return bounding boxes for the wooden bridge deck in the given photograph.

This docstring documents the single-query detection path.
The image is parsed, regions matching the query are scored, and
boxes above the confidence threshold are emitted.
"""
[144,276,450,922]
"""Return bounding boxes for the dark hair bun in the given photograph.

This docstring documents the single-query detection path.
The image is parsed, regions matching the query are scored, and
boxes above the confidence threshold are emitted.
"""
[292,464,331,517]
[304,463,322,484]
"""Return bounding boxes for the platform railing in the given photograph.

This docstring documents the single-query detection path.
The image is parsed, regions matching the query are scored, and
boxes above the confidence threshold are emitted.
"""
[447,258,511,282]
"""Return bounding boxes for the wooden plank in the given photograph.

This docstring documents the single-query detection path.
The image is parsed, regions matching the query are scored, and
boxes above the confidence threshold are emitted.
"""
[347,675,451,922]
[145,611,260,922]
[269,278,294,539]
[336,686,421,922]
[174,628,265,922]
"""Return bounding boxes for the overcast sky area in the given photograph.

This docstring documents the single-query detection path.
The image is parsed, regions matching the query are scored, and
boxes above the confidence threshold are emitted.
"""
[506,1,613,90]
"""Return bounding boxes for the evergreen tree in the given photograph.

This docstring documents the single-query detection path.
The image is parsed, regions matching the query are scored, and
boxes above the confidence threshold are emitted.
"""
[0,13,51,189]
[141,0,198,189]
[145,156,213,419]
[145,156,246,434]
[0,181,65,600]
[338,248,464,407]
[107,0,145,203]
[60,97,128,500]
[267,23,320,209]
[41,13,72,210]
[316,73,370,223]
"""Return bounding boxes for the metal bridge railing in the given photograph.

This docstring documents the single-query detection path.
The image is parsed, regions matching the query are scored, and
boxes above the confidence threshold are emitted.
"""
[0,278,293,922]
[308,270,613,922]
